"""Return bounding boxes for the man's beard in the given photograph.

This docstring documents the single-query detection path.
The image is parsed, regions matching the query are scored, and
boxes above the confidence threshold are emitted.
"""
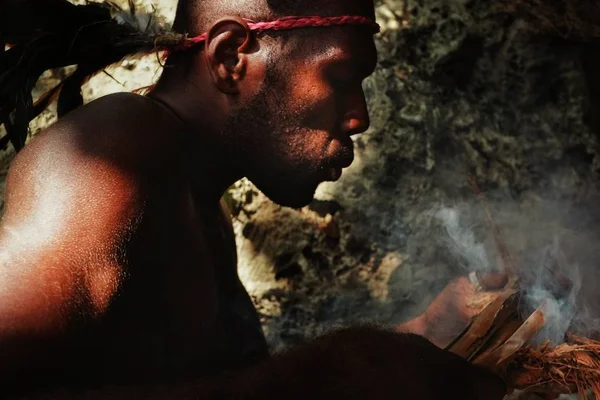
[221,71,323,208]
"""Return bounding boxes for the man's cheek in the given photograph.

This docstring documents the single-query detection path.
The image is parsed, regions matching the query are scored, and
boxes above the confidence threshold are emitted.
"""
[287,78,337,130]
[299,99,338,133]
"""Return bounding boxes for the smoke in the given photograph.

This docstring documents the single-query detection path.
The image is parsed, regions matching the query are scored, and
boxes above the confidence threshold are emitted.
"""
[434,206,491,273]
[429,191,600,344]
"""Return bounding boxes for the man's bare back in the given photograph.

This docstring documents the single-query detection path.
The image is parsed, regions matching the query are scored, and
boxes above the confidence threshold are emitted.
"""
[0,93,266,389]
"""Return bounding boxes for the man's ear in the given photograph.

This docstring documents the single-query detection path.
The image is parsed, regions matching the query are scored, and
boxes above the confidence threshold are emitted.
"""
[204,17,254,95]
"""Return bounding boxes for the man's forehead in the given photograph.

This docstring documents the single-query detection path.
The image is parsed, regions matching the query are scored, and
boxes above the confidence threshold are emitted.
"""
[282,29,377,79]
[176,0,375,37]
[292,27,377,61]
[320,36,375,60]
[176,0,378,56]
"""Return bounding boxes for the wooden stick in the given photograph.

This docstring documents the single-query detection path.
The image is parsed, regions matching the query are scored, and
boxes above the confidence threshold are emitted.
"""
[497,303,546,364]
[477,301,547,371]
[471,318,523,366]
[446,290,520,359]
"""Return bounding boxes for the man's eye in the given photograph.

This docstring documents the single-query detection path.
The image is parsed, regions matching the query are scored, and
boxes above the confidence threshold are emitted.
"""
[330,76,352,89]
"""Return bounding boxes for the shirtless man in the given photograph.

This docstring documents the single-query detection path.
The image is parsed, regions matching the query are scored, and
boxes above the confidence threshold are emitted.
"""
[0,0,506,398]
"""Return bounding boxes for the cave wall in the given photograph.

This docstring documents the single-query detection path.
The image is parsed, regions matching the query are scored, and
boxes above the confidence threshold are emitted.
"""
[234,0,600,352]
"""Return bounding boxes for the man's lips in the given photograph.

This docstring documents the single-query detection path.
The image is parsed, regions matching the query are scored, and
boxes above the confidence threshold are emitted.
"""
[322,153,354,182]
[338,154,354,169]
[331,151,355,169]
[324,167,342,182]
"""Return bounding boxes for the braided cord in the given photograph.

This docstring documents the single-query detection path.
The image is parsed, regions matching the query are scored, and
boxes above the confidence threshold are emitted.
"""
[179,15,380,50]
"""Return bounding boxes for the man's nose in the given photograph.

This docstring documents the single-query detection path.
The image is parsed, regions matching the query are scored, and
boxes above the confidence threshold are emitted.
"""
[341,88,370,136]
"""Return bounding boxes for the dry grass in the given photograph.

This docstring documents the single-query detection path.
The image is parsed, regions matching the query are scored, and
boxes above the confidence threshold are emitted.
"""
[454,291,600,397]
[460,181,600,397]
[506,334,600,398]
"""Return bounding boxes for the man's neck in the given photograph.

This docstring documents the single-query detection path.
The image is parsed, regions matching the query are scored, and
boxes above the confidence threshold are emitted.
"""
[146,85,241,206]
[183,134,242,207]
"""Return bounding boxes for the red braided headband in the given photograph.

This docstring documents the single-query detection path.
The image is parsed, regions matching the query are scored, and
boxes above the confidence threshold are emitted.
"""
[178,15,380,51]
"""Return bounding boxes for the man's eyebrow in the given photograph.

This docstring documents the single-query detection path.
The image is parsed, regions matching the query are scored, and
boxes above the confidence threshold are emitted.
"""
[363,55,378,76]
[327,53,377,78]
[362,44,379,76]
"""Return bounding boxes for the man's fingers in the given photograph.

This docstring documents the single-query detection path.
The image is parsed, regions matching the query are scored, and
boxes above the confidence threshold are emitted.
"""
[475,271,509,290]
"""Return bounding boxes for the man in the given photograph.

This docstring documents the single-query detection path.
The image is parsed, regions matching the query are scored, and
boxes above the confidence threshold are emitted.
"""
[0,0,506,398]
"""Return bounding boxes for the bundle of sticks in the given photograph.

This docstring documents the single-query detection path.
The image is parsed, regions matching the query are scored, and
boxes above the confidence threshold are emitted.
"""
[447,289,600,398]
[447,181,600,398]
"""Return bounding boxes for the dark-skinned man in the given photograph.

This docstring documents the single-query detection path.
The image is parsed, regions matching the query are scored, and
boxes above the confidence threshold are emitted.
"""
[0,0,506,398]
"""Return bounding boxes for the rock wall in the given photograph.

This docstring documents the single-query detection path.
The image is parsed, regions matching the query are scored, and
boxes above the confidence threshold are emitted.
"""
[234,0,600,354]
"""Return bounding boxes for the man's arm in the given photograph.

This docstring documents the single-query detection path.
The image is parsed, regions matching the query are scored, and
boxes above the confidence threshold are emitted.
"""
[12,326,505,400]
[0,119,146,382]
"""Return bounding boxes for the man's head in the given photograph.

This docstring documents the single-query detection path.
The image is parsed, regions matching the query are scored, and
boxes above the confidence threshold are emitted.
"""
[167,0,378,208]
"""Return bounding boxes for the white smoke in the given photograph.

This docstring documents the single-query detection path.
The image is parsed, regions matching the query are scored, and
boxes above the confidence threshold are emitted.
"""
[430,195,600,345]
[434,206,491,273]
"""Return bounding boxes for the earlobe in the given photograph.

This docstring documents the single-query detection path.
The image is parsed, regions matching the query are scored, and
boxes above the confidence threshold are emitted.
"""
[204,17,253,95]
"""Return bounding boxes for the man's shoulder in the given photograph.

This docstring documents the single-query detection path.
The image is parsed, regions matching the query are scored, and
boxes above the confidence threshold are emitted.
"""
[6,92,179,203]
[64,92,179,161]
[20,92,179,174]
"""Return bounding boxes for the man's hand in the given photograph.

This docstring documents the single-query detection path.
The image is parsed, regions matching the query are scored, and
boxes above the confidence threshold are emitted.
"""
[398,272,508,348]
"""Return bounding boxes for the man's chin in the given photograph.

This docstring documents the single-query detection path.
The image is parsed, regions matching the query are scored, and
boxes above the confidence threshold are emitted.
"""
[267,191,316,209]
[255,182,318,209]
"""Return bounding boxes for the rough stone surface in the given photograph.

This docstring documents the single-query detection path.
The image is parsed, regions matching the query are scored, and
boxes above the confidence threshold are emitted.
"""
[4,1,600,398]
[234,0,600,354]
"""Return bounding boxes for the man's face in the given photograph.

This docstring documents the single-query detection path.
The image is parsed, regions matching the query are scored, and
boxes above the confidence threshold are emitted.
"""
[224,28,378,208]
